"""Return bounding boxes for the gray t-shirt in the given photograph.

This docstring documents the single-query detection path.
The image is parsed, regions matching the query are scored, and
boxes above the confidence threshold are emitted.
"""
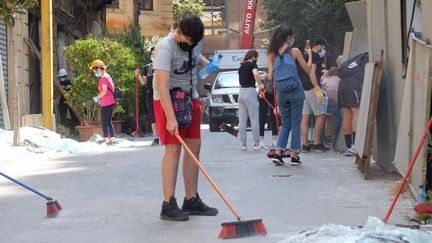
[153,31,202,100]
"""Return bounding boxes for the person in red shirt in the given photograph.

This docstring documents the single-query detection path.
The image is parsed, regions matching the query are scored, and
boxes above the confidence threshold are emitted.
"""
[91,59,117,145]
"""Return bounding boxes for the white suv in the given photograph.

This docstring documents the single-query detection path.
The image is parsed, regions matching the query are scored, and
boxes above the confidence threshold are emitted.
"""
[204,70,266,132]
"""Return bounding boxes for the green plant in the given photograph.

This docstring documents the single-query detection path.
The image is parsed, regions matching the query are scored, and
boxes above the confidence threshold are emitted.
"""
[262,0,356,54]
[0,0,37,26]
[173,0,204,26]
[63,37,136,125]
[113,105,125,120]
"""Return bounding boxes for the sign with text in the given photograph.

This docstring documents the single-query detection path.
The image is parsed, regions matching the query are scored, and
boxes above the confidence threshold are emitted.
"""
[214,49,268,70]
[240,0,257,49]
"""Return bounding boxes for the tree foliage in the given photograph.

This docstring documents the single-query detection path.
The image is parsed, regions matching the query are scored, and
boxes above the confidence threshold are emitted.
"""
[0,0,37,26]
[173,0,205,25]
[262,0,356,54]
[64,38,136,123]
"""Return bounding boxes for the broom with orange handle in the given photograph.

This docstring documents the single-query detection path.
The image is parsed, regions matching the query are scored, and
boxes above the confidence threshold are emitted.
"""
[0,172,62,217]
[174,133,267,239]
[383,116,432,223]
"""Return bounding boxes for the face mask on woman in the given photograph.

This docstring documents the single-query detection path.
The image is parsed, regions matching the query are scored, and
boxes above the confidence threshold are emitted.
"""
[288,38,295,48]
[319,49,326,58]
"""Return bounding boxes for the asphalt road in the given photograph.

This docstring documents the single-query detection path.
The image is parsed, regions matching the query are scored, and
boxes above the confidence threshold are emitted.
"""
[0,127,414,243]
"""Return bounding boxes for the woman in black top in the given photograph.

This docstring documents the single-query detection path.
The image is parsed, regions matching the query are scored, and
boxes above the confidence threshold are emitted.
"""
[238,50,265,151]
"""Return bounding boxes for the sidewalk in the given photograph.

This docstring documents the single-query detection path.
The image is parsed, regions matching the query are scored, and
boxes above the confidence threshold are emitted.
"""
[0,127,415,243]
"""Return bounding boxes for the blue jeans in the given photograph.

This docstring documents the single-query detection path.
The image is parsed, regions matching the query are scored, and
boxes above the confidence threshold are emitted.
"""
[327,99,342,146]
[276,88,305,152]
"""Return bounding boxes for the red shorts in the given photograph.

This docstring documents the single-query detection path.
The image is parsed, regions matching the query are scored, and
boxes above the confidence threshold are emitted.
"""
[154,99,201,145]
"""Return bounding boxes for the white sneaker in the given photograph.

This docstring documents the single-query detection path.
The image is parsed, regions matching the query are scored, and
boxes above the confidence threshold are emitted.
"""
[348,145,356,154]
[240,144,247,151]
[344,150,355,157]
[259,142,268,150]
[253,144,260,151]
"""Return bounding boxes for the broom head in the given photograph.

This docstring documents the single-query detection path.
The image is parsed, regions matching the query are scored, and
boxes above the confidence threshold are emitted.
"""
[131,130,143,137]
[46,199,62,217]
[219,123,238,137]
[218,219,267,239]
[414,204,432,214]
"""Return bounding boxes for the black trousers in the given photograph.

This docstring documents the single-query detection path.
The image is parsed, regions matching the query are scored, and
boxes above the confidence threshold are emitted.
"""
[101,104,115,138]
[259,93,278,137]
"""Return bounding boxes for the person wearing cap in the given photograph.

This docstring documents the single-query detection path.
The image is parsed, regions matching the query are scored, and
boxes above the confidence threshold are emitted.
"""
[91,60,117,145]
[316,37,337,73]
[298,38,329,152]
[56,69,77,128]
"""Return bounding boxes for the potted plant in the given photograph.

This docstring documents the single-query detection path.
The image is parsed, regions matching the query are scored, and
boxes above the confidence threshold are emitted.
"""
[112,105,125,135]
[64,37,136,141]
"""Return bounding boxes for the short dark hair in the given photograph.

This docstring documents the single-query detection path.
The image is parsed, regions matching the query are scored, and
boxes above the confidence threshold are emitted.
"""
[150,47,155,54]
[314,37,328,47]
[244,49,259,61]
[179,15,204,44]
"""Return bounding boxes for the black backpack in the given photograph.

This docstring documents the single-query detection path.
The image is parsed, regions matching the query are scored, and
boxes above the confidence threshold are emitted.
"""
[337,52,369,82]
[108,86,123,100]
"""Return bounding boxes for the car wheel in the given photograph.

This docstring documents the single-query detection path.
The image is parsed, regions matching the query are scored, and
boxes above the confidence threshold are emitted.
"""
[209,118,220,132]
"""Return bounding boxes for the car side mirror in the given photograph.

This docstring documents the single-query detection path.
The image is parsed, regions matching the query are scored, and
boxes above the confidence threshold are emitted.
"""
[204,83,212,91]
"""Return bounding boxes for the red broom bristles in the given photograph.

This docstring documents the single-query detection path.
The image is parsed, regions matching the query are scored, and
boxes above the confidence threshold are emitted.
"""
[218,225,237,239]
[252,221,268,235]
[218,219,267,239]
[46,200,62,217]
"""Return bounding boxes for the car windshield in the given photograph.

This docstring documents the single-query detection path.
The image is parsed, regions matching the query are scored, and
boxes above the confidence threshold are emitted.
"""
[214,73,240,89]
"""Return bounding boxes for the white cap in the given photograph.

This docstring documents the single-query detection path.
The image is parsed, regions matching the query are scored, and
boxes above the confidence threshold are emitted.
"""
[57,69,67,77]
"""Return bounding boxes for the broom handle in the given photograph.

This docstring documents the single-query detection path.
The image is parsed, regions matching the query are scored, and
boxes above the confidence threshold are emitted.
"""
[260,94,275,110]
[135,66,139,129]
[272,79,280,133]
[0,172,52,201]
[174,133,242,221]
[383,116,432,223]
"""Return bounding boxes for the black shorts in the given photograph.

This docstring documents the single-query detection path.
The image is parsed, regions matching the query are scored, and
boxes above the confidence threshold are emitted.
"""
[338,77,362,109]
[146,92,155,123]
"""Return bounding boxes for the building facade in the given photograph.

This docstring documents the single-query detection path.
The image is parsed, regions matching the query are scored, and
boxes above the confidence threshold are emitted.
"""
[106,0,269,54]
[200,0,269,55]
[106,0,174,37]
[0,0,111,129]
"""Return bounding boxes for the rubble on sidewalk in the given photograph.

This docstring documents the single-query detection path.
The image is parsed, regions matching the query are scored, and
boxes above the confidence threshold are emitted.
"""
[280,217,432,243]
[0,126,152,154]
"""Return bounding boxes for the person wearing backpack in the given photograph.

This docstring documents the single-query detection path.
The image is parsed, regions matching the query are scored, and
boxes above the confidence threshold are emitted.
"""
[267,26,312,166]
[91,59,117,145]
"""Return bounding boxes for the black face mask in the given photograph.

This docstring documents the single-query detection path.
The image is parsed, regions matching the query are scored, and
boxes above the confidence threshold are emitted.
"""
[252,59,257,64]
[178,41,197,52]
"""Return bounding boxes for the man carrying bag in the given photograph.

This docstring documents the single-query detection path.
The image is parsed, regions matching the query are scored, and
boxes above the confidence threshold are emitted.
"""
[153,15,218,221]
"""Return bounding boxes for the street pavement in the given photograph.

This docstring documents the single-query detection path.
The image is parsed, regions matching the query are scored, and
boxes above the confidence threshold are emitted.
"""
[0,126,414,243]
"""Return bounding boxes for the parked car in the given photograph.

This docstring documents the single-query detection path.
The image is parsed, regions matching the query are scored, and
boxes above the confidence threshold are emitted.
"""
[204,70,267,132]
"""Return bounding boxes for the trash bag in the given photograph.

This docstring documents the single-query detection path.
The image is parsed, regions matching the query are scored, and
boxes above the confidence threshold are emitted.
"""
[337,52,369,82]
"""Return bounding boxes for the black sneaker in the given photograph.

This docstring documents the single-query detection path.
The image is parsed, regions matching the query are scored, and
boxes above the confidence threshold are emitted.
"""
[311,143,329,152]
[160,197,189,221]
[302,144,311,153]
[151,138,160,146]
[182,193,218,216]
[270,153,285,166]
[282,149,291,158]
[290,156,302,166]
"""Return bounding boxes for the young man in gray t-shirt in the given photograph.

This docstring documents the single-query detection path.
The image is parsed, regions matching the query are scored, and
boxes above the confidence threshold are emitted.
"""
[153,15,218,221]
